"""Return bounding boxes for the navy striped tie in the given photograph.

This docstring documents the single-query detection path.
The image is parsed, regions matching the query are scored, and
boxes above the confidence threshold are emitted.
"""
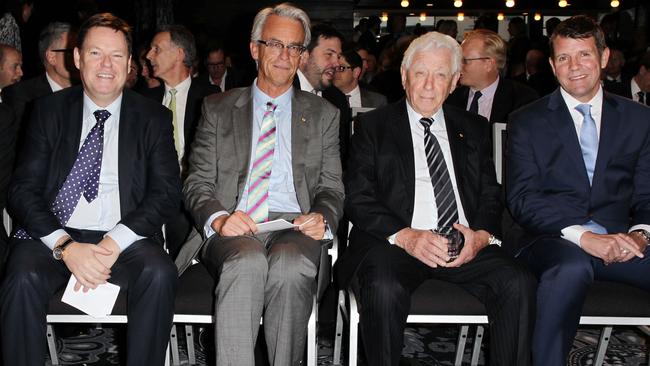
[420,117,459,230]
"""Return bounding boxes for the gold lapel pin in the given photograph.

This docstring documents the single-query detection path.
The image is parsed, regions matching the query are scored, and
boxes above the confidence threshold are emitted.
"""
[458,133,464,138]
[301,116,307,123]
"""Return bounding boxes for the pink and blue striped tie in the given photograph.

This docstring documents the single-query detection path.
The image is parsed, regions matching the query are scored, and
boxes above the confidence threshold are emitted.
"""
[246,101,277,223]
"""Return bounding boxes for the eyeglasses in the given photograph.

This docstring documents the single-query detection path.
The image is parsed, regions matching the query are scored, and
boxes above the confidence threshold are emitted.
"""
[257,40,306,57]
[335,65,354,72]
[206,62,225,68]
[51,49,74,54]
[462,57,490,65]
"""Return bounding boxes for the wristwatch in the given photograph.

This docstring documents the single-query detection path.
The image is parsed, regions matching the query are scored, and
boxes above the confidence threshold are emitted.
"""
[631,229,650,244]
[488,234,502,246]
[53,237,75,260]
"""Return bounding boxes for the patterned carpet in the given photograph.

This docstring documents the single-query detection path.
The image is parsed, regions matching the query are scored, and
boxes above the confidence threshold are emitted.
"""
[45,324,648,365]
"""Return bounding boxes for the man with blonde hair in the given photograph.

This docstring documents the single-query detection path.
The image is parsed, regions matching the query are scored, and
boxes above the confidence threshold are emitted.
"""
[337,31,535,366]
[446,29,537,123]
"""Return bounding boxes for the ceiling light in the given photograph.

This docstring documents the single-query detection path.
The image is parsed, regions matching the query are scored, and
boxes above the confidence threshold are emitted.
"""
[401,0,409,7]
[426,3,434,6]
[610,0,619,7]
[420,13,427,21]
[534,13,541,21]
[454,0,463,8]
[558,0,568,7]
[457,12,464,21]
[506,0,515,7]
[497,13,505,21]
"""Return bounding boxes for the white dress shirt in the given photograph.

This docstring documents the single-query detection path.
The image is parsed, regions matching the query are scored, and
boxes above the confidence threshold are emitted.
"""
[45,71,65,92]
[210,69,227,92]
[389,103,469,243]
[558,86,650,245]
[162,76,191,164]
[466,77,499,121]
[630,78,642,103]
[41,93,145,251]
[346,85,362,108]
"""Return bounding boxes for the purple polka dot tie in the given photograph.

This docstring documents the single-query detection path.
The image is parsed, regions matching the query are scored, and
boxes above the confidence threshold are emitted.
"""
[14,110,110,240]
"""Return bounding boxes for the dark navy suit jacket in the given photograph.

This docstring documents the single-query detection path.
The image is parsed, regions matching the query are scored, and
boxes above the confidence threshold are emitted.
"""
[506,88,650,253]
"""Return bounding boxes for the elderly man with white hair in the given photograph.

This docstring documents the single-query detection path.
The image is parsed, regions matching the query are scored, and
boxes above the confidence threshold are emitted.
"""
[337,31,536,366]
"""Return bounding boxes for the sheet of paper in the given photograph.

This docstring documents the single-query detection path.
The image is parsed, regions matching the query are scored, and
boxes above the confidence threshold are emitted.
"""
[61,275,120,318]
[256,219,299,234]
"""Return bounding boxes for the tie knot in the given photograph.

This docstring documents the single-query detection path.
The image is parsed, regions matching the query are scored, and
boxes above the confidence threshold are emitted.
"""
[575,103,592,117]
[473,90,482,99]
[266,101,277,112]
[419,117,434,132]
[169,88,177,97]
[93,109,111,123]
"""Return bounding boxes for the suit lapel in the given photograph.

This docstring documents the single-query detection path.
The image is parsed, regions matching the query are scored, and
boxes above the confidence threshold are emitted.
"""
[490,78,509,123]
[291,91,309,198]
[118,91,137,216]
[392,101,415,210]
[233,88,253,184]
[442,107,469,211]
[59,90,84,187]
[593,93,621,186]
[547,89,591,186]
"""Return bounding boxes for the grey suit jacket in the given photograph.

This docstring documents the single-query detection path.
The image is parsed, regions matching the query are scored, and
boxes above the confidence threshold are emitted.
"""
[176,86,345,274]
[360,88,388,109]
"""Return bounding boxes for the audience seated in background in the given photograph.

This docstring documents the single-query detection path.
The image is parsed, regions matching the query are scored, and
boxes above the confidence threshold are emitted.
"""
[333,49,387,109]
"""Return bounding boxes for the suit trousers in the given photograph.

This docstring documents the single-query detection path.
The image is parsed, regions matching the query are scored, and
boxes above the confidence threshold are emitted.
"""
[355,243,536,366]
[201,226,322,366]
[519,237,650,366]
[0,228,178,366]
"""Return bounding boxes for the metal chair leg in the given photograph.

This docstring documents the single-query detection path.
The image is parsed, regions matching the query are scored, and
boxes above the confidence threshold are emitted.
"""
[454,325,469,366]
[185,324,196,365]
[333,290,346,365]
[46,324,59,365]
[307,296,318,366]
[170,325,180,365]
[348,291,360,366]
[594,326,612,366]
[470,325,484,366]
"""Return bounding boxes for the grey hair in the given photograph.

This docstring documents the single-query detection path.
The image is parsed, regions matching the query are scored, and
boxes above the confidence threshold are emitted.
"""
[38,22,71,64]
[250,3,311,47]
[158,24,196,68]
[401,31,462,75]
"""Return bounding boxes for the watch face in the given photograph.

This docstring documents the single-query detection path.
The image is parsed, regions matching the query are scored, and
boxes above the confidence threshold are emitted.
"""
[53,248,63,260]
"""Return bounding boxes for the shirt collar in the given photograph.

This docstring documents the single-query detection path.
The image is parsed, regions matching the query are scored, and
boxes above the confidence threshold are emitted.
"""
[470,76,499,100]
[631,77,641,97]
[560,84,603,112]
[406,100,445,132]
[83,92,122,121]
[252,77,293,113]
[45,72,65,92]
[348,85,361,98]
[297,69,317,93]
[165,75,192,94]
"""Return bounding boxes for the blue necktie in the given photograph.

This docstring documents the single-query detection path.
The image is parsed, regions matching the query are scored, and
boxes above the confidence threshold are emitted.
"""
[575,104,598,185]
[14,110,110,239]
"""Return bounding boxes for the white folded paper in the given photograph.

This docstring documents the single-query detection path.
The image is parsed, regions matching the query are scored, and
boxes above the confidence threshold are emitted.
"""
[61,275,120,318]
[255,219,299,234]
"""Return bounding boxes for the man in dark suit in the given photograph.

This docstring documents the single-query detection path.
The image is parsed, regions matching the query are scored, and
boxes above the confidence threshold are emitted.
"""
[337,31,535,366]
[144,24,216,259]
[1,22,77,127]
[446,29,538,124]
[333,50,387,109]
[0,14,181,366]
[176,4,343,365]
[604,51,650,105]
[0,103,14,273]
[296,24,352,166]
[195,44,246,94]
[507,16,650,366]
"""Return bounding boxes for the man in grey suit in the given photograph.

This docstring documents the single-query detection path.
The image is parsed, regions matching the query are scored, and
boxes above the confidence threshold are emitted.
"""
[177,3,344,366]
[334,49,387,109]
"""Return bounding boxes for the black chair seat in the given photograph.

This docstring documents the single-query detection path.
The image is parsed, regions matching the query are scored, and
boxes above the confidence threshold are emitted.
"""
[174,262,215,315]
[582,281,650,317]
[409,280,487,316]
